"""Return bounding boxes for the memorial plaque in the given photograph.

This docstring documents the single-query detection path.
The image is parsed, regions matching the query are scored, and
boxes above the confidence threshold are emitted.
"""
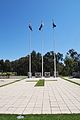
[45,72,50,77]
[35,72,41,78]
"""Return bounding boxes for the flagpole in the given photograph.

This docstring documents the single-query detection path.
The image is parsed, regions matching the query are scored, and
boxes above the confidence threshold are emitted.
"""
[28,23,32,78]
[42,30,43,78]
[53,31,56,78]
[39,21,44,78]
[29,30,31,78]
[52,20,56,78]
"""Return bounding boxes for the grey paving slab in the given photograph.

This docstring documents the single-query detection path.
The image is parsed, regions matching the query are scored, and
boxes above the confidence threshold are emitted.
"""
[0,78,80,114]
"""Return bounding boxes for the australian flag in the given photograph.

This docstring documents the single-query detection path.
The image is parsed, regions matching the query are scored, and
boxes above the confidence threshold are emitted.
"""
[29,23,33,31]
[39,22,44,31]
[52,21,56,28]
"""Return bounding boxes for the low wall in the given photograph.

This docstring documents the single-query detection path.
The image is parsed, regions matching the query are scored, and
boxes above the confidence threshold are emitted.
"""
[0,76,27,79]
[10,76,27,79]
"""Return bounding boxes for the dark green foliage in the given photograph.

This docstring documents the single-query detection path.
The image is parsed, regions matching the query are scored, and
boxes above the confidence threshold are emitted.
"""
[31,51,42,75]
[0,50,64,76]
[0,49,80,76]
[11,56,29,75]
[63,49,80,76]
[44,51,54,75]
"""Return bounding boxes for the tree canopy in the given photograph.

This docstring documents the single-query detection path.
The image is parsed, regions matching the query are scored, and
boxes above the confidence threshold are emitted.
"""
[0,49,80,76]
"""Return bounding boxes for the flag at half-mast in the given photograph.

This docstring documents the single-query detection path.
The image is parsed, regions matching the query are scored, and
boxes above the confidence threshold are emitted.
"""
[52,20,56,28]
[39,21,44,31]
[29,23,33,31]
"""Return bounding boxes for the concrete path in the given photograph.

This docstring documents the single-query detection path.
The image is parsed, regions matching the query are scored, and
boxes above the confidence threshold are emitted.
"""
[64,77,80,84]
[0,78,80,114]
[0,79,19,86]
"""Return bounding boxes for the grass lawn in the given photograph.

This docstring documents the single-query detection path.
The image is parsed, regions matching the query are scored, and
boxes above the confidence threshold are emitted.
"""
[35,79,45,86]
[0,114,80,120]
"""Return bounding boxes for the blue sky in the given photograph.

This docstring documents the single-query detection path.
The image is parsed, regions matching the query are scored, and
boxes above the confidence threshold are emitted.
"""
[0,0,80,60]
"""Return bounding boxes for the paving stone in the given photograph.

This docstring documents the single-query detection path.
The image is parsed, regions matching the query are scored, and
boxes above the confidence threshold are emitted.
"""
[0,77,80,114]
[61,109,71,114]
[13,107,25,114]
[23,108,33,114]
[42,109,51,114]
[33,108,42,114]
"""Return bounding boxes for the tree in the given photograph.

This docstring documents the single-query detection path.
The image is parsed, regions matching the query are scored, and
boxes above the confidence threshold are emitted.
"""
[0,50,64,76]
[4,60,11,72]
[44,51,54,75]
[63,49,79,76]
[31,51,42,75]
[0,59,4,72]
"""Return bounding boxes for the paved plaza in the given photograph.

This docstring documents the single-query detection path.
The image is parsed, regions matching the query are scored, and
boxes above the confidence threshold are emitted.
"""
[64,77,80,84]
[0,79,19,86]
[0,77,80,114]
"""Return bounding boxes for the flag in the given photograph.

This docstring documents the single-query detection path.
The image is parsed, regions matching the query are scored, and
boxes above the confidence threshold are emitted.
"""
[39,22,44,31]
[29,23,33,31]
[52,21,56,28]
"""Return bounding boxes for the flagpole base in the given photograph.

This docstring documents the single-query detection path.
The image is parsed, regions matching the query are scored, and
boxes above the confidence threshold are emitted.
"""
[28,72,32,78]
